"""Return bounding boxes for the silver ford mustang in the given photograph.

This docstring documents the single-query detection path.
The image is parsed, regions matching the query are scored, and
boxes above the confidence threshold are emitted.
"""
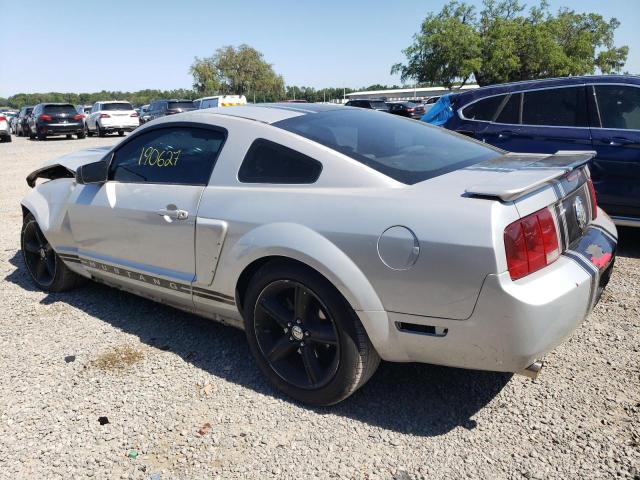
[21,104,617,405]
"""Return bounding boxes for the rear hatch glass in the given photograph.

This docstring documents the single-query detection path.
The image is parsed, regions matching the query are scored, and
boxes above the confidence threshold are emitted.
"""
[168,101,195,110]
[370,101,388,109]
[274,108,501,184]
[102,102,133,111]
[43,105,76,115]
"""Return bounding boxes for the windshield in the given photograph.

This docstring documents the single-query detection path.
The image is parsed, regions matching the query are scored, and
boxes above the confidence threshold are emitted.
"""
[168,101,195,110]
[274,109,501,185]
[102,102,133,111]
[43,105,77,115]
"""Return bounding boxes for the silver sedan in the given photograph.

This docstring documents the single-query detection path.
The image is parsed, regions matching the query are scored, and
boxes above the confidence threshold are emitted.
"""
[21,104,617,405]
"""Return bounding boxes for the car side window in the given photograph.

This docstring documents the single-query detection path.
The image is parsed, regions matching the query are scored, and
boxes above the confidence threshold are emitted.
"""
[238,139,322,184]
[109,127,226,185]
[462,95,505,121]
[522,86,587,127]
[593,85,640,130]
[495,93,521,124]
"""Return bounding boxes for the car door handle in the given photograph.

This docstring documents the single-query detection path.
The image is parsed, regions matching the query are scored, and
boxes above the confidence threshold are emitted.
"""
[157,207,189,220]
[602,137,634,146]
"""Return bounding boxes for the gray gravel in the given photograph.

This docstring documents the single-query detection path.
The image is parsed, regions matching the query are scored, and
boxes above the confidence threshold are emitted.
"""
[1,135,639,480]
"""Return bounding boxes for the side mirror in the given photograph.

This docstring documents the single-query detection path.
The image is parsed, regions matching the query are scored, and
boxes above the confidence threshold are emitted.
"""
[76,160,109,185]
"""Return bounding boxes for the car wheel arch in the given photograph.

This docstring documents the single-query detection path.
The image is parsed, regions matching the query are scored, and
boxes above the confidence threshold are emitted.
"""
[222,223,385,316]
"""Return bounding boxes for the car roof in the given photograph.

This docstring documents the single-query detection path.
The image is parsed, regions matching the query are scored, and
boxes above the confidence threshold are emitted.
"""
[98,100,133,103]
[169,103,346,125]
[452,75,640,104]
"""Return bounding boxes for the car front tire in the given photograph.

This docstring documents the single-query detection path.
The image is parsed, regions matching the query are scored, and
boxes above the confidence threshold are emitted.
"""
[243,261,380,406]
[21,214,86,292]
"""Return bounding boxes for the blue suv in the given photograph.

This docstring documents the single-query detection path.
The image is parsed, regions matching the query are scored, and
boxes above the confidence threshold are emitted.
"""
[431,75,640,227]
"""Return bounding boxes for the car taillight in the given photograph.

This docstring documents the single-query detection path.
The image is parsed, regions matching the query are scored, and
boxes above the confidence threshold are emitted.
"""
[130,112,139,117]
[39,114,52,121]
[587,178,598,219]
[99,113,111,118]
[0,116,6,122]
[407,108,415,113]
[73,114,83,120]
[504,207,560,280]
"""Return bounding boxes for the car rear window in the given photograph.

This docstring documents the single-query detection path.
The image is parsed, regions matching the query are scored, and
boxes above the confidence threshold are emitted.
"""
[370,101,388,109]
[273,109,501,185]
[168,101,195,110]
[43,105,77,115]
[102,102,133,111]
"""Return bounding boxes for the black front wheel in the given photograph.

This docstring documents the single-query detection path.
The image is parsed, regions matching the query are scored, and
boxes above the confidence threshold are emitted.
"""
[244,261,379,406]
[21,214,86,292]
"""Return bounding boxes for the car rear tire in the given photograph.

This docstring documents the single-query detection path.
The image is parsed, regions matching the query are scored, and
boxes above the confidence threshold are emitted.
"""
[118,130,124,136]
[97,124,105,137]
[77,130,86,139]
[66,134,72,139]
[243,261,380,406]
[37,132,46,141]
[21,214,86,292]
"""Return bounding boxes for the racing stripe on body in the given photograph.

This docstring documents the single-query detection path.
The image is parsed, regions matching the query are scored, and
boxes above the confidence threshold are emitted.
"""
[564,250,598,309]
[60,254,235,306]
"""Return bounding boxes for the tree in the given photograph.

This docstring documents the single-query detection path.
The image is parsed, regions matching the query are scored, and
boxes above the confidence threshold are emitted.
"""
[190,44,285,100]
[392,0,629,88]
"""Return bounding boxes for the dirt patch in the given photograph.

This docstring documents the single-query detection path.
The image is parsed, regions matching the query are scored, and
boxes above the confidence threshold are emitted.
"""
[91,345,144,371]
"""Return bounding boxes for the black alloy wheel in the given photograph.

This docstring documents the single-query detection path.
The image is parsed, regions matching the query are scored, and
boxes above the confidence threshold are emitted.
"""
[254,280,340,390]
[21,218,56,287]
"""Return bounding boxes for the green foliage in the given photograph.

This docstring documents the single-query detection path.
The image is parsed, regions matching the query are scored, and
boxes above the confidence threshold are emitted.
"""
[393,0,629,87]
[190,44,285,101]
[5,89,197,109]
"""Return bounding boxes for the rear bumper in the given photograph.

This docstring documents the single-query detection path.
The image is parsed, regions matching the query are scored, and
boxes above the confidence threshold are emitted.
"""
[98,119,139,131]
[358,210,617,373]
[39,123,84,135]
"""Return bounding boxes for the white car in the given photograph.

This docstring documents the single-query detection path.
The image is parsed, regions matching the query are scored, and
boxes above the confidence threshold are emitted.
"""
[85,101,140,137]
[0,112,12,143]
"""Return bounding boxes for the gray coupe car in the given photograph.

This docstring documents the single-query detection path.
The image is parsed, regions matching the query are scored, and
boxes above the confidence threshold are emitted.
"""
[21,104,617,405]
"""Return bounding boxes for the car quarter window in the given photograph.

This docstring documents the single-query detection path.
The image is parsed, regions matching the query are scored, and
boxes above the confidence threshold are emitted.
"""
[109,127,226,185]
[238,139,322,184]
[461,95,505,121]
[593,85,640,130]
[522,86,587,127]
[495,93,521,124]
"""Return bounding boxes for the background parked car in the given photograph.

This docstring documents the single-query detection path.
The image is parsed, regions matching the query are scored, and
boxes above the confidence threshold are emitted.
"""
[85,101,139,137]
[145,99,195,121]
[387,101,425,119]
[429,75,640,227]
[0,113,12,142]
[28,103,85,140]
[344,98,390,112]
[195,95,247,109]
[138,104,150,124]
[15,106,33,137]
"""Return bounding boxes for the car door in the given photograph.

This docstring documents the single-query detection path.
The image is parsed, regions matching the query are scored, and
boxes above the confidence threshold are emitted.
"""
[87,104,98,130]
[68,125,227,309]
[481,86,592,153]
[588,83,640,218]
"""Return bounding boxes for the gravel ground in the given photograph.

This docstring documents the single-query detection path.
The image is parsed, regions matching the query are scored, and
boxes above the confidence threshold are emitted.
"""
[1,135,639,480]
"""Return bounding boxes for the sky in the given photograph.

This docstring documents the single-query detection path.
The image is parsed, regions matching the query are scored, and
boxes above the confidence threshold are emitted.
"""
[0,0,638,97]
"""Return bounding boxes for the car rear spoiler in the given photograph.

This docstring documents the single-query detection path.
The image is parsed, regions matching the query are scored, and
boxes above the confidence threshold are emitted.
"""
[465,151,596,201]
